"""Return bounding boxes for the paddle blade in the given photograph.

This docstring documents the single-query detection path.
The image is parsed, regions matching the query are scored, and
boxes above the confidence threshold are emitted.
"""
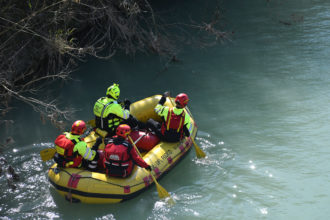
[192,139,206,158]
[155,181,171,199]
[155,181,175,205]
[40,148,56,162]
[129,135,174,203]
[150,172,174,202]
[154,178,175,204]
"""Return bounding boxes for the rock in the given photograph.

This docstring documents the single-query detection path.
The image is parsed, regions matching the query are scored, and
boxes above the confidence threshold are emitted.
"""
[7,165,20,181]
[7,178,17,190]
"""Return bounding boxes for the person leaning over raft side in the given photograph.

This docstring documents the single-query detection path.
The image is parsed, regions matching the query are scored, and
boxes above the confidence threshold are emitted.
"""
[147,92,193,142]
[93,83,144,136]
[103,124,151,178]
[53,120,100,170]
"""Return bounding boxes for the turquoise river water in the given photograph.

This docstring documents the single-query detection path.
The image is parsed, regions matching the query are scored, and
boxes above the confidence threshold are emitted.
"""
[1,0,330,219]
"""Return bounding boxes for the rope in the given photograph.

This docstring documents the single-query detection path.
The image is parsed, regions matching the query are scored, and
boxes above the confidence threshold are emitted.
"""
[50,167,152,188]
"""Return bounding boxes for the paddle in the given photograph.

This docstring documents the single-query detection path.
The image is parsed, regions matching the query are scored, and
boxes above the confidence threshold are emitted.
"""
[191,138,206,158]
[127,135,174,201]
[167,94,206,158]
[133,133,147,145]
[40,148,56,162]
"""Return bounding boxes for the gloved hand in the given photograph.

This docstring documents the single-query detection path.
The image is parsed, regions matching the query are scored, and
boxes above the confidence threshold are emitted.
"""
[159,92,167,105]
[96,137,103,145]
[163,91,170,97]
[124,99,131,110]
[145,165,152,171]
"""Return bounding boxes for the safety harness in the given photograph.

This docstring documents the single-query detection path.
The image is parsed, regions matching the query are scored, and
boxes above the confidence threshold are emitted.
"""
[54,132,82,167]
[104,139,132,177]
[161,108,185,137]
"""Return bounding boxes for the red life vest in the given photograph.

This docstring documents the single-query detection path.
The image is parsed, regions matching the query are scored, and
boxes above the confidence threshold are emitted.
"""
[103,138,133,177]
[161,108,185,139]
[54,132,83,168]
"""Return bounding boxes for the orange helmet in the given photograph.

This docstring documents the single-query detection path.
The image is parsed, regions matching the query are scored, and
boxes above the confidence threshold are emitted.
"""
[71,120,87,135]
[116,124,131,138]
[175,93,189,108]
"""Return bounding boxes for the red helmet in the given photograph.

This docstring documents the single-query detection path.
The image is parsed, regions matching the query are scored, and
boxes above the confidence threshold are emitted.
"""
[175,93,189,108]
[71,120,87,135]
[116,124,131,138]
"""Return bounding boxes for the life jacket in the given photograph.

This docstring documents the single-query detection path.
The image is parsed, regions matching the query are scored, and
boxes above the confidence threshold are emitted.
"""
[103,138,132,177]
[54,132,83,168]
[94,98,122,135]
[161,108,185,140]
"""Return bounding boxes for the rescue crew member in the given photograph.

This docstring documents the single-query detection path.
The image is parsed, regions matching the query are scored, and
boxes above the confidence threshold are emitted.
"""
[103,124,151,178]
[53,120,100,170]
[147,92,193,142]
[93,83,144,136]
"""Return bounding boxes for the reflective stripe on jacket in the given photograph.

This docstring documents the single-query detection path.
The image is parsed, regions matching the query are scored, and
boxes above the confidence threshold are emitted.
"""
[74,141,96,161]
[54,132,83,167]
[155,104,193,136]
[93,97,130,131]
[103,137,149,177]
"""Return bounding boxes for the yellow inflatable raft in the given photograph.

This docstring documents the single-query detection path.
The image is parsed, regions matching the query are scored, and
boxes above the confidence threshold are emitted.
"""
[48,95,198,204]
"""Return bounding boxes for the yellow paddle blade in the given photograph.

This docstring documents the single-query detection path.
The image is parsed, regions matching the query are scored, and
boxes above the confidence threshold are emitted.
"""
[192,139,206,158]
[167,197,176,206]
[155,181,170,199]
[150,174,170,199]
[151,173,175,204]
[40,148,56,162]
[128,135,174,202]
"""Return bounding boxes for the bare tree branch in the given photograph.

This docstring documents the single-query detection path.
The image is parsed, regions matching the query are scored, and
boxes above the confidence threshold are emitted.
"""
[0,0,229,134]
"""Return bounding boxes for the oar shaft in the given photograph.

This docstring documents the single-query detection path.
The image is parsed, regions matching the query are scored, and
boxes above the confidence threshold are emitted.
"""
[128,136,158,182]
[128,136,143,158]
[134,133,147,145]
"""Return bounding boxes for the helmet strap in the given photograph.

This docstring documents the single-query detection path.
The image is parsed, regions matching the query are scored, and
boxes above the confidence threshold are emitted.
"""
[175,102,183,108]
[107,94,115,99]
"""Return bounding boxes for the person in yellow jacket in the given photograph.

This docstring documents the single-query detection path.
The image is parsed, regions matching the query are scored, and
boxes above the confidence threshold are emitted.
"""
[147,92,193,142]
[54,120,100,170]
[93,83,144,136]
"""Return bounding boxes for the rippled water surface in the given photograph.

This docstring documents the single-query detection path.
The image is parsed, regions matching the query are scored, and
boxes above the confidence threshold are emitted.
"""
[2,0,330,219]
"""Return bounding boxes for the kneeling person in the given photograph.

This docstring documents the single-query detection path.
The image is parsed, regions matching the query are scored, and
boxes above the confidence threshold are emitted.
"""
[54,120,99,169]
[103,124,151,178]
[147,92,193,142]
